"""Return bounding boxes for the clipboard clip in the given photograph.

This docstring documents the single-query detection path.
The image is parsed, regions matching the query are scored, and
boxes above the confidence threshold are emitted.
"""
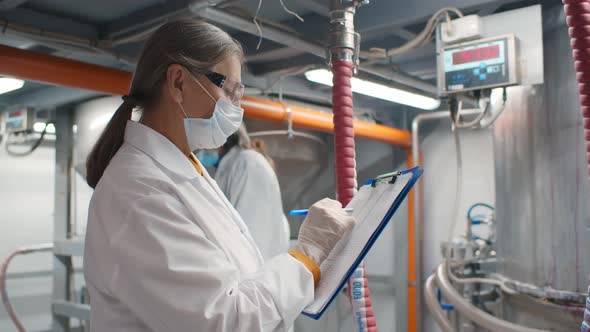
[370,171,402,187]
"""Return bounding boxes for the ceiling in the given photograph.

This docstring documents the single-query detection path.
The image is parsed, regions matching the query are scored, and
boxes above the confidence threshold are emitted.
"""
[0,0,561,128]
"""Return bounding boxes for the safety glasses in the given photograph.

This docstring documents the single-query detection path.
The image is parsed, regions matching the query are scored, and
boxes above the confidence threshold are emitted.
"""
[205,71,245,107]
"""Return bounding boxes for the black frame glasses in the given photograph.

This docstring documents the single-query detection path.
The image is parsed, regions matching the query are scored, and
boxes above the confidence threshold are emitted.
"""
[205,71,245,106]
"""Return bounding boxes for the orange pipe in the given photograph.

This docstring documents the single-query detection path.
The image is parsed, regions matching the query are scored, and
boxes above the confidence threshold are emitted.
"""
[0,45,132,95]
[406,150,417,332]
[242,97,412,148]
[0,45,412,148]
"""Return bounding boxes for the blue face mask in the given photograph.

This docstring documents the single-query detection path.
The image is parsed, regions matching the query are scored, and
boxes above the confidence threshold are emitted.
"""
[196,150,220,168]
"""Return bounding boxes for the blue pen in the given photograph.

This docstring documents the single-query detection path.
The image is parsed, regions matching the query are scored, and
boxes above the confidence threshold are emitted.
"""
[290,208,354,216]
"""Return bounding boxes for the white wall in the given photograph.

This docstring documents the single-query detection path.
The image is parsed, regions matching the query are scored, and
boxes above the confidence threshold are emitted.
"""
[0,146,55,331]
[0,143,91,332]
[420,122,496,332]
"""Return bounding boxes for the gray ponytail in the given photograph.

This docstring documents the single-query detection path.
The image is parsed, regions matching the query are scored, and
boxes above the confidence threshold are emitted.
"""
[86,20,243,188]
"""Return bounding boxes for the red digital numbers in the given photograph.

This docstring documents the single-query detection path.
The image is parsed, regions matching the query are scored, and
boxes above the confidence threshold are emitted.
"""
[8,111,23,118]
[452,44,500,65]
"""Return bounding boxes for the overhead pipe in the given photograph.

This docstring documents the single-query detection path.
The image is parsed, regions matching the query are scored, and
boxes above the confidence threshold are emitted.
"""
[0,45,132,95]
[359,65,438,96]
[242,97,411,147]
[0,45,411,148]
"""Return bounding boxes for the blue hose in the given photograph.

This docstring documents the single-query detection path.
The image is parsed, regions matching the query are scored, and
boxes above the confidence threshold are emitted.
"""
[467,203,494,225]
[437,288,454,311]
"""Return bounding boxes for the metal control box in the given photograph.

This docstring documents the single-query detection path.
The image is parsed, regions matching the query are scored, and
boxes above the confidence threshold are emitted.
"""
[439,34,519,94]
[4,108,35,132]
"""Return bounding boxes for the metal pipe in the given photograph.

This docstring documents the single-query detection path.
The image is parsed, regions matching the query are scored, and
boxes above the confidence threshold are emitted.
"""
[411,109,481,330]
[436,261,551,332]
[248,130,326,145]
[358,65,438,96]
[246,48,306,64]
[406,150,416,332]
[424,274,454,332]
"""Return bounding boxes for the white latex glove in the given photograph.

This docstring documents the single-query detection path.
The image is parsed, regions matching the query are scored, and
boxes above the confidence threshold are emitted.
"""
[293,198,356,266]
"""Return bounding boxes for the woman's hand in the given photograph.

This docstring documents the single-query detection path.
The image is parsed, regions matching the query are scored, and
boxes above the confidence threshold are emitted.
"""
[292,198,356,267]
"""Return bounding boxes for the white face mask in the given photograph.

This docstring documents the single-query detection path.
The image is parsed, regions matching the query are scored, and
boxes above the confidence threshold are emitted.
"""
[178,71,244,151]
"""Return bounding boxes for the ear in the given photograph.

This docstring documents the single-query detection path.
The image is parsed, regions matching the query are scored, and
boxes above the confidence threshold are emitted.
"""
[165,64,186,104]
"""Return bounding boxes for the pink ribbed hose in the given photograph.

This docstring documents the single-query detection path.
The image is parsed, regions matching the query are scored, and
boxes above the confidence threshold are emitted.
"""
[332,59,356,205]
[562,0,590,330]
[332,59,378,332]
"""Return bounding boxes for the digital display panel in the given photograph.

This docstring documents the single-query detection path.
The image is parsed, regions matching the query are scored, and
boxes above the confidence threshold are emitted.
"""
[441,36,518,93]
[8,111,23,118]
[452,45,500,65]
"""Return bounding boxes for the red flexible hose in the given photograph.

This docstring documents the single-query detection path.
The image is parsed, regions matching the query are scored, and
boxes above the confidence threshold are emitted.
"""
[1,244,53,332]
[332,59,356,206]
[332,59,378,332]
[562,0,590,330]
[0,250,27,332]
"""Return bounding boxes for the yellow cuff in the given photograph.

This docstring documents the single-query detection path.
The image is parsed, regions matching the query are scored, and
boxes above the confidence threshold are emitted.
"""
[289,251,321,288]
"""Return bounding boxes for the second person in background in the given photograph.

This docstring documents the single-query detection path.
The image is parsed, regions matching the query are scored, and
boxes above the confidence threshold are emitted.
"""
[198,124,291,260]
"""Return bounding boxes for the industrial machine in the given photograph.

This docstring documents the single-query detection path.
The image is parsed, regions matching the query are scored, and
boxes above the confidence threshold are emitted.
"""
[420,4,589,332]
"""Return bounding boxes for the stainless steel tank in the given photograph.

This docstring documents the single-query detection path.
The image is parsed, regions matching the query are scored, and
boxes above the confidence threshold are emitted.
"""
[492,13,590,329]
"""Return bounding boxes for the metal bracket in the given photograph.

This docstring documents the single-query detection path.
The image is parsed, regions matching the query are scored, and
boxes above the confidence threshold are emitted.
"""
[353,31,361,73]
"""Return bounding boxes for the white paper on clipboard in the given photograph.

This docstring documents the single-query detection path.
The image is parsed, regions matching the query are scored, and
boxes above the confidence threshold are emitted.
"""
[303,169,421,318]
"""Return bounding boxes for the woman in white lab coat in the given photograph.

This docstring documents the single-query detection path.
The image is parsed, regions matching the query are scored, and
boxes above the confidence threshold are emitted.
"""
[83,20,354,332]
[202,124,291,261]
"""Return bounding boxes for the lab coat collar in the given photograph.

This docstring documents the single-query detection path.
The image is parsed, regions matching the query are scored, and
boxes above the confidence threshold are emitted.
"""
[124,121,199,179]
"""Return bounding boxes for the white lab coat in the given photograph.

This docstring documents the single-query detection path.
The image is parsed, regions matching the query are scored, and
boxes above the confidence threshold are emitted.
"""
[215,147,290,261]
[83,121,314,332]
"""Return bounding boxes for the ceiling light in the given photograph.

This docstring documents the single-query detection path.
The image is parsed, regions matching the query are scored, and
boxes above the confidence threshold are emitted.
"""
[33,122,46,133]
[304,69,441,110]
[0,77,24,95]
[46,123,56,134]
[33,122,56,134]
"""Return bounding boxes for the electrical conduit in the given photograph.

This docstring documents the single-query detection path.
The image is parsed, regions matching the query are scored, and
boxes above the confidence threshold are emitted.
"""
[332,58,378,332]
[562,1,590,330]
